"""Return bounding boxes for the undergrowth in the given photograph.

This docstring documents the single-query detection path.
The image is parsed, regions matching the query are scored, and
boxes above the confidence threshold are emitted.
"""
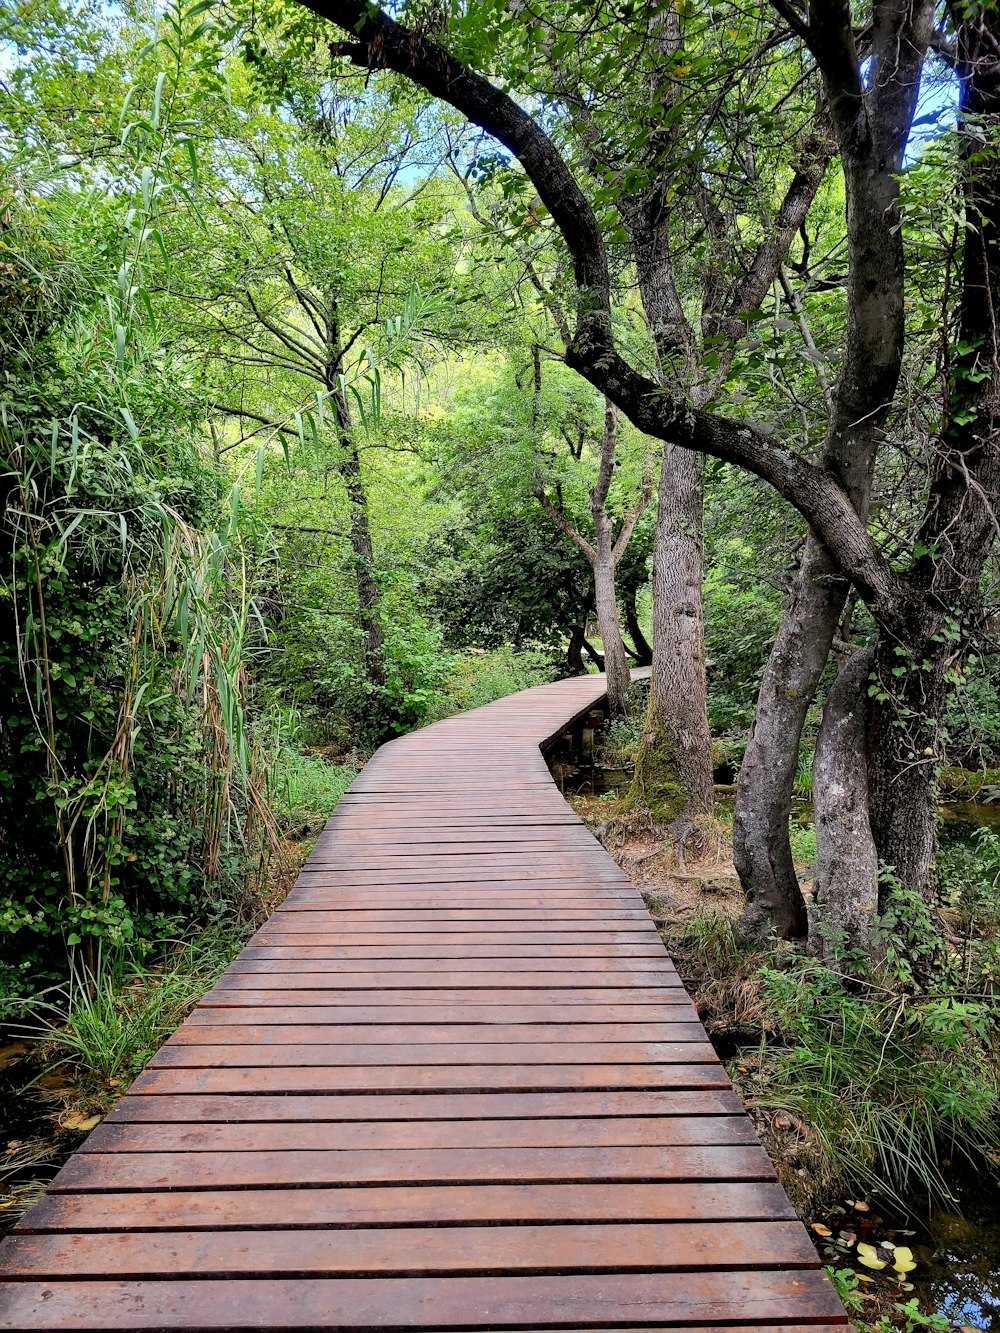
[665,907,1000,1216]
[29,929,248,1085]
[272,748,358,829]
[426,649,560,720]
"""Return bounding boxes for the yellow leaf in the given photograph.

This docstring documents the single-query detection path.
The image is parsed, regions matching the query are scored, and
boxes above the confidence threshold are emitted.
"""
[60,1112,101,1132]
[811,1223,833,1236]
[891,1246,917,1274]
[856,1243,887,1270]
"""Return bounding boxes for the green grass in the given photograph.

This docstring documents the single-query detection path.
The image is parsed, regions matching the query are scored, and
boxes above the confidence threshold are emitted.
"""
[790,822,818,868]
[31,932,246,1083]
[272,750,357,826]
[427,649,560,721]
[748,959,1000,1209]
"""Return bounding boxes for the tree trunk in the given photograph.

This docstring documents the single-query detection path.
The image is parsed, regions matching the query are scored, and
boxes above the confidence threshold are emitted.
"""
[811,646,880,959]
[626,219,714,825]
[866,642,942,904]
[629,443,714,826]
[734,2,934,941]
[733,540,842,942]
[623,584,653,666]
[333,385,387,694]
[566,624,587,675]
[592,511,632,718]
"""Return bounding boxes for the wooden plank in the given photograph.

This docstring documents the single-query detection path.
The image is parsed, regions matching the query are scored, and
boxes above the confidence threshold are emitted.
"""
[85,1115,758,1154]
[0,1220,819,1278]
[0,1273,850,1328]
[103,1090,746,1124]
[206,973,686,991]
[222,958,681,974]
[126,1064,733,1095]
[237,944,669,959]
[51,1144,776,1190]
[149,1041,718,1068]
[250,931,662,944]
[200,985,688,1002]
[185,1002,697,1021]
[174,1020,703,1041]
[18,1180,797,1233]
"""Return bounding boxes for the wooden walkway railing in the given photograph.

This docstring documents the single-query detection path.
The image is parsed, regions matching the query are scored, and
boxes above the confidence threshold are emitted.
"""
[0,672,850,1330]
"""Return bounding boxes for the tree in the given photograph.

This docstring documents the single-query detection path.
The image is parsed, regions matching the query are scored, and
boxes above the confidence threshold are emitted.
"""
[161,50,462,736]
[424,352,653,691]
[295,0,999,953]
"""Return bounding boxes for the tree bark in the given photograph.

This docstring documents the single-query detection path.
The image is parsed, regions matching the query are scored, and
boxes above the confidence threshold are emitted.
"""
[632,443,714,826]
[811,645,880,959]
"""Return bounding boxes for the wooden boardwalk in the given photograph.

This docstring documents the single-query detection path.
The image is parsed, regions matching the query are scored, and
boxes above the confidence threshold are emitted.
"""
[0,672,850,1330]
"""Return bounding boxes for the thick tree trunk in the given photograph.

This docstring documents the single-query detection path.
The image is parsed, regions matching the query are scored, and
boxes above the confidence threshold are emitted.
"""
[733,540,843,942]
[811,646,880,959]
[867,645,941,903]
[630,443,714,825]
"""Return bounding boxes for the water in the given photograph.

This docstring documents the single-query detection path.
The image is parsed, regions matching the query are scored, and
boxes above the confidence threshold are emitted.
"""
[911,1190,1000,1330]
[0,1040,77,1236]
[917,804,1000,1327]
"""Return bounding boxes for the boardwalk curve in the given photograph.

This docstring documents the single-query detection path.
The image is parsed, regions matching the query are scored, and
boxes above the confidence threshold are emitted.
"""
[0,672,850,1330]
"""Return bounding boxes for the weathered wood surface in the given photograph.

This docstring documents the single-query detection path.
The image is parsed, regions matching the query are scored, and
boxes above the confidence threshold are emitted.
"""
[0,671,850,1330]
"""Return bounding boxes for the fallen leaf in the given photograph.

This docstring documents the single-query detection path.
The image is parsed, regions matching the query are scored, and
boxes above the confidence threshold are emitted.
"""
[891,1245,917,1274]
[856,1242,887,1270]
[59,1111,101,1132]
[851,1200,870,1212]
[811,1223,833,1236]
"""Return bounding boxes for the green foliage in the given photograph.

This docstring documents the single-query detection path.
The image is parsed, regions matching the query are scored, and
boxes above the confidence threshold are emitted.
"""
[272,750,358,828]
[427,649,559,721]
[32,933,245,1082]
[826,1267,951,1333]
[790,823,818,868]
[749,958,1000,1209]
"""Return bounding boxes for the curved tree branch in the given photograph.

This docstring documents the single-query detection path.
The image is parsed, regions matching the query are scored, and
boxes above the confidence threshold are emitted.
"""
[301,0,906,628]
